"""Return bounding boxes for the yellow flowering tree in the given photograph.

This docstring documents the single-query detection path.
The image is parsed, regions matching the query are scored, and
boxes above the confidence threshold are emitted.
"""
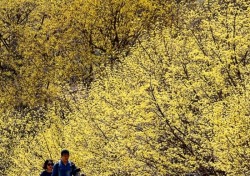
[1,0,250,176]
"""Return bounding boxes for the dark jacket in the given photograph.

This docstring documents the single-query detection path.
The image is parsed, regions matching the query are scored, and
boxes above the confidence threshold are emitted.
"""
[40,170,52,176]
[52,160,78,176]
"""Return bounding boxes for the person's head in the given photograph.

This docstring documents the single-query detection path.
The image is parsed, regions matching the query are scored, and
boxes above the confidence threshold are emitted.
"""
[43,159,54,171]
[61,149,70,163]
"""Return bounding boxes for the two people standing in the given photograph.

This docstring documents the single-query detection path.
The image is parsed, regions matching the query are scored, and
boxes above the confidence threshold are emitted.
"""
[40,149,82,176]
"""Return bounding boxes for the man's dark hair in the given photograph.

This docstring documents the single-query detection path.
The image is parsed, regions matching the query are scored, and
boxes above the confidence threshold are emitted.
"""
[61,149,70,156]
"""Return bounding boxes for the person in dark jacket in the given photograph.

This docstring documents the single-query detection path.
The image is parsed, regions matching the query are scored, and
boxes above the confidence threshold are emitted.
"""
[40,159,54,176]
[52,149,80,176]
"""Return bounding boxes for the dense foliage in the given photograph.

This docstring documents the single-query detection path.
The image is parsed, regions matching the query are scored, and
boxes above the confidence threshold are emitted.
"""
[1,0,250,175]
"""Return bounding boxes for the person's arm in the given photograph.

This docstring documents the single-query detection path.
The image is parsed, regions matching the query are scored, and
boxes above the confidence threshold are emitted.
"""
[40,171,45,176]
[51,163,58,176]
[71,162,80,176]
